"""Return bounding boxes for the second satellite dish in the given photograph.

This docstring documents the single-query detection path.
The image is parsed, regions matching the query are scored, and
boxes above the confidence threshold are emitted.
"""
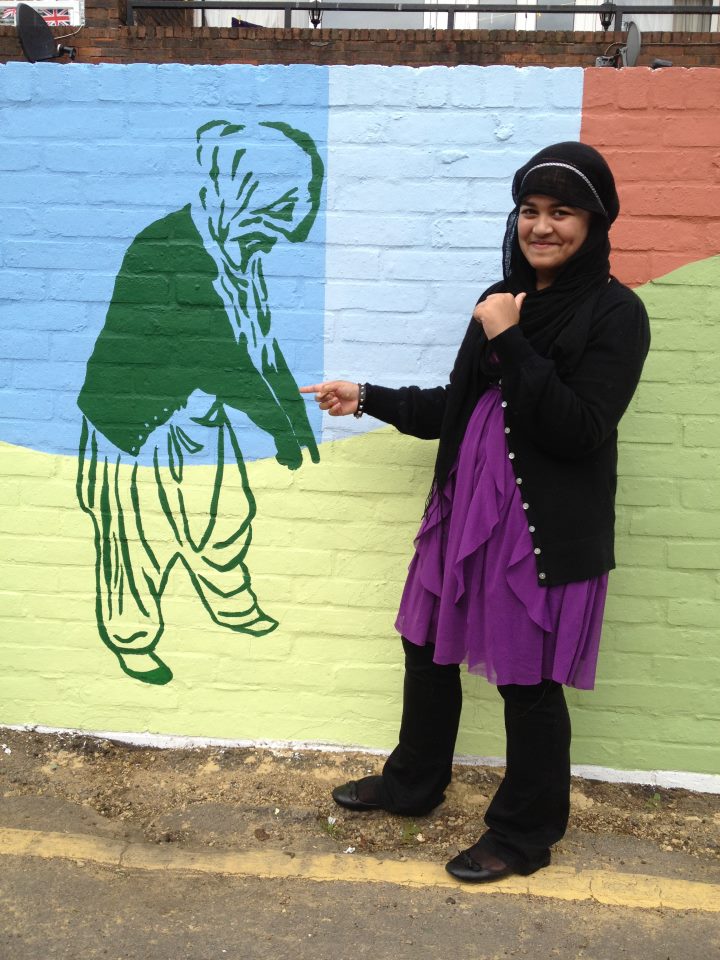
[16,2,77,62]
[622,21,642,67]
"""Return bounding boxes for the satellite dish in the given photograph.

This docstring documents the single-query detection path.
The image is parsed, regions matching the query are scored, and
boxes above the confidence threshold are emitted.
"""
[16,3,77,62]
[622,21,642,67]
[595,19,642,68]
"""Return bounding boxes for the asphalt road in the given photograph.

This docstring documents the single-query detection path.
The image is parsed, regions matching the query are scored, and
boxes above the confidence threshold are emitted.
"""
[1,822,719,960]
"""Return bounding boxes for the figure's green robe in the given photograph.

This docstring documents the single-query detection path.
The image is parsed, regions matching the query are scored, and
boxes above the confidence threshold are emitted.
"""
[78,204,318,468]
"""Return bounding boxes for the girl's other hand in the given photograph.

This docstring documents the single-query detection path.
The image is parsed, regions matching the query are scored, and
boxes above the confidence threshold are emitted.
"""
[300,380,360,417]
[473,292,526,340]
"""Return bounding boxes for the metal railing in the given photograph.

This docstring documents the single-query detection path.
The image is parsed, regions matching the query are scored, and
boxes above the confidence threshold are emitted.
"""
[125,1,720,30]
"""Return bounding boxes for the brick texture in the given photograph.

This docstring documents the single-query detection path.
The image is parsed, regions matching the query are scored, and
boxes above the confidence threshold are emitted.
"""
[0,62,718,779]
[581,76,718,779]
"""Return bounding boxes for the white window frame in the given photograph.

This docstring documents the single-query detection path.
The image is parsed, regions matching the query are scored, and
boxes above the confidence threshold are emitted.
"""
[0,0,84,26]
[425,0,717,31]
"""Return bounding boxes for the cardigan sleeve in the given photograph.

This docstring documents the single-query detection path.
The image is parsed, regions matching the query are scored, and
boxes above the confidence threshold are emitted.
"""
[363,383,449,440]
[490,283,650,459]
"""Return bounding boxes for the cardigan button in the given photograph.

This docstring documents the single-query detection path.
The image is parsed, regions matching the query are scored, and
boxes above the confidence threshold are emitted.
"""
[522,502,529,510]
[504,427,510,434]
[534,548,541,555]
[516,477,522,485]
[508,452,515,460]
[501,401,507,408]
[528,525,535,533]
[538,572,546,581]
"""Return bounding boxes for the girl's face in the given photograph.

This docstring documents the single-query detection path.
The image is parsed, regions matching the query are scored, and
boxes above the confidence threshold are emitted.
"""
[517,194,592,289]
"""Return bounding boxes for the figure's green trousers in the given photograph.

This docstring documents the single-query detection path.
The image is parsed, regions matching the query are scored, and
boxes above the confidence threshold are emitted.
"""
[77,404,277,671]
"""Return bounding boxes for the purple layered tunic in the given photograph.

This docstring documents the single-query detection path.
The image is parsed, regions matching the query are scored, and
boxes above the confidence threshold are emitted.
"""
[395,385,608,690]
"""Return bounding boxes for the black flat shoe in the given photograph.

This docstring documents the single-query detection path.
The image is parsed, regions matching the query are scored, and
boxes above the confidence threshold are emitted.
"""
[332,776,384,811]
[445,847,551,884]
[445,849,515,884]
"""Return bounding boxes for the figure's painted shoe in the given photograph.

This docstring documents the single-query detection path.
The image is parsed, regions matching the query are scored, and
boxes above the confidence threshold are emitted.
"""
[204,599,278,635]
[195,579,279,635]
[114,650,173,685]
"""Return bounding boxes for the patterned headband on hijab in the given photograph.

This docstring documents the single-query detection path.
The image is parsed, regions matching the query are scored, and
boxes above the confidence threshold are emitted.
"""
[515,162,607,217]
[510,141,620,224]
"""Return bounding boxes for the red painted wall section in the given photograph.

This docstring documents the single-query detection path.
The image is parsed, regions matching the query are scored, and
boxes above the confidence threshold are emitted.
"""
[581,67,720,287]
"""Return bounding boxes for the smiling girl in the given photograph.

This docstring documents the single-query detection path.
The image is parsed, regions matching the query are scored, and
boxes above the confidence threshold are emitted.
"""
[301,142,650,884]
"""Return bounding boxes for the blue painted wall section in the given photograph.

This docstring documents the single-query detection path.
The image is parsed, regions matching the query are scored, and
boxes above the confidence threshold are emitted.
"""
[0,63,329,464]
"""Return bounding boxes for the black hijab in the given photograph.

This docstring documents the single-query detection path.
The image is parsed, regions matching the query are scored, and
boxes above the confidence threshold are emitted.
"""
[432,141,620,499]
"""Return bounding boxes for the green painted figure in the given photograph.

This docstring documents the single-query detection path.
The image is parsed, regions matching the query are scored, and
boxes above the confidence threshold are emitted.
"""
[76,120,324,685]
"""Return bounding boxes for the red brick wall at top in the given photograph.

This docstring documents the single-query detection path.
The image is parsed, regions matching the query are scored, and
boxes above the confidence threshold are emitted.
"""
[1,0,719,66]
[582,68,720,287]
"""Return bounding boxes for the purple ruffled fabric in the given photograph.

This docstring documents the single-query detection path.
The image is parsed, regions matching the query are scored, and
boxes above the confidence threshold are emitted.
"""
[395,386,608,690]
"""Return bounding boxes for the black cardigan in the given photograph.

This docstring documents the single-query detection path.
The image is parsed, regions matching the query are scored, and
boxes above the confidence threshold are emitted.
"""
[363,278,650,587]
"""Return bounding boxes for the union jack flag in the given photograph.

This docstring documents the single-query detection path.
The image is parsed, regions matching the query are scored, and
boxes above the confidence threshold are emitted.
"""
[0,5,72,24]
[37,6,72,24]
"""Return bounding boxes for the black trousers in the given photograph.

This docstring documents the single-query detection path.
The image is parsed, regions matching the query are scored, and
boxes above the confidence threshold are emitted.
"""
[379,638,571,872]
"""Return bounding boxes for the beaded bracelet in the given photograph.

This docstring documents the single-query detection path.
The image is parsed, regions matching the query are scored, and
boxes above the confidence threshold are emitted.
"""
[353,382,366,419]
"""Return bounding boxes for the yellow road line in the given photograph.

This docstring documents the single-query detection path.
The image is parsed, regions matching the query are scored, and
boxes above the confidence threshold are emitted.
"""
[1,827,718,913]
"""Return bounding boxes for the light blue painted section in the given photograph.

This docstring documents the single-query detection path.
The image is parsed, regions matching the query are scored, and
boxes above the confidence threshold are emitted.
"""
[0,62,328,464]
[0,63,585,458]
[322,65,584,442]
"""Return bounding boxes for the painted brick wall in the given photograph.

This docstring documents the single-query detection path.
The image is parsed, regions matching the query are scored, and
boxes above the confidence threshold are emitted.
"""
[0,63,718,783]
[578,69,720,777]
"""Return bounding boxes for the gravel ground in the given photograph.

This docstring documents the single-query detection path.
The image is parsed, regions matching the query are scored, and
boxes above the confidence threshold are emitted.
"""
[1,728,718,868]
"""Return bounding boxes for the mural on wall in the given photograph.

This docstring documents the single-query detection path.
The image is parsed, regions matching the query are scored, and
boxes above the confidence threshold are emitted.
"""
[0,63,718,778]
[75,119,324,685]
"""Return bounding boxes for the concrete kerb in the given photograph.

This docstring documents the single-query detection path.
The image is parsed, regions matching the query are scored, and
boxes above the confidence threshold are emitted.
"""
[1,827,719,914]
